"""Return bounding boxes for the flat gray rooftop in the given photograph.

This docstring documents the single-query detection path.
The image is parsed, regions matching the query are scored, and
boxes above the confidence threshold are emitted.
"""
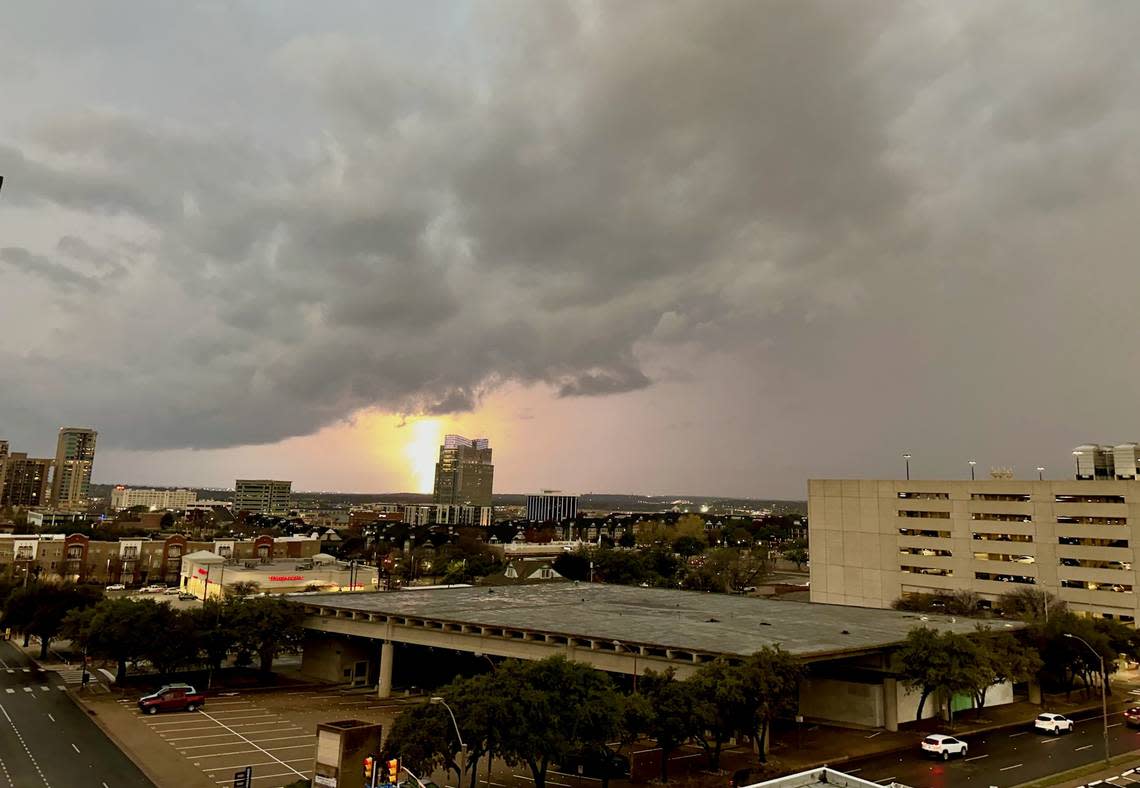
[301,583,1006,660]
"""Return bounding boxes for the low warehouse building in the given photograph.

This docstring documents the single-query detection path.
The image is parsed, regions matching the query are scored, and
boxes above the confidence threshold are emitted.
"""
[297,584,1024,730]
[181,551,378,599]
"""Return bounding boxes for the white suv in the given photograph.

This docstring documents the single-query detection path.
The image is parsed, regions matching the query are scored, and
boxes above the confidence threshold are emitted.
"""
[921,734,968,760]
[1034,713,1074,735]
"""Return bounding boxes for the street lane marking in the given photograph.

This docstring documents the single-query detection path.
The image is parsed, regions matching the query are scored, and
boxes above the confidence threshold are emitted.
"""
[39,687,48,692]
[1000,764,1023,771]
[965,755,989,762]
[1076,745,1094,751]
[0,703,49,787]
[1109,723,1123,729]
[1010,732,1028,737]
[3,690,11,695]
[1042,737,1063,743]
[22,688,31,693]
[46,714,53,723]
[70,744,80,754]
[846,769,862,774]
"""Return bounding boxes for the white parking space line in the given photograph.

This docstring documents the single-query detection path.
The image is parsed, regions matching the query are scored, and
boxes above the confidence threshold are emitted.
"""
[195,710,307,780]
[188,749,262,760]
[1076,745,1095,751]
[1010,732,1028,738]
[965,755,989,762]
[241,735,312,744]
[214,772,298,785]
[166,733,239,742]
[201,714,276,722]
[179,741,255,751]
[1000,764,1023,772]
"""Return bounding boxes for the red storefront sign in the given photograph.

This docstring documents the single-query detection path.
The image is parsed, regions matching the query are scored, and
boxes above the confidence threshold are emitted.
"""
[268,575,303,582]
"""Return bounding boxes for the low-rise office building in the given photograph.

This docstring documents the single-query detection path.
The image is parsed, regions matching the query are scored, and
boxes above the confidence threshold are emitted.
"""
[809,478,1140,622]
[526,490,579,522]
[110,486,198,511]
[402,504,491,527]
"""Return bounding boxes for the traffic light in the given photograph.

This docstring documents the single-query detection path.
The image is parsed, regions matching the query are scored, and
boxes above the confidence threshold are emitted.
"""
[364,755,375,784]
[386,758,400,784]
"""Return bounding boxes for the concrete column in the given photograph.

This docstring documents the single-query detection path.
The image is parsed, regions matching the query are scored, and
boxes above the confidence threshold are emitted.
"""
[1028,681,1042,705]
[378,641,394,699]
[883,677,899,732]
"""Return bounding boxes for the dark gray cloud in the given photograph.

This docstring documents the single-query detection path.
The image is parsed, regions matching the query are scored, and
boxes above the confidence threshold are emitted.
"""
[2,0,1140,483]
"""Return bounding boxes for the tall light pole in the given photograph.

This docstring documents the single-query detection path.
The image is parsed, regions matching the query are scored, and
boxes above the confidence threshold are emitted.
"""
[431,696,468,787]
[1064,633,1110,766]
[903,453,912,481]
[969,460,977,481]
[1037,466,1045,481]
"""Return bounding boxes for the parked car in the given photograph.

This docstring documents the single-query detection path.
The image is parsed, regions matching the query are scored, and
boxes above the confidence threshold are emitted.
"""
[137,684,206,715]
[921,734,968,760]
[162,587,181,595]
[557,749,630,778]
[1125,707,1140,728]
[104,584,126,591]
[178,592,197,601]
[140,584,166,594]
[1034,713,1074,735]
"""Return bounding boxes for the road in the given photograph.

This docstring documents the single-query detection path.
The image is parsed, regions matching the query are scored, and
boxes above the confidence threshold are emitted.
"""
[0,639,154,788]
[842,705,1140,788]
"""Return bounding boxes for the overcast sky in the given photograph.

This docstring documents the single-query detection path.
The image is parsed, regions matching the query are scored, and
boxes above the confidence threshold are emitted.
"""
[2,1,1139,498]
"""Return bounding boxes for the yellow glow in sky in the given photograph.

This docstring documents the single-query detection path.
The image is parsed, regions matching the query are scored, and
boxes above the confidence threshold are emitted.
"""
[403,418,444,494]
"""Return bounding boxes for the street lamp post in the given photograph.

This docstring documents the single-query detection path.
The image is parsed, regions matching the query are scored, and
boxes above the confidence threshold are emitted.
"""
[903,453,912,481]
[969,460,977,481]
[1064,633,1110,765]
[1037,466,1045,481]
[431,696,468,787]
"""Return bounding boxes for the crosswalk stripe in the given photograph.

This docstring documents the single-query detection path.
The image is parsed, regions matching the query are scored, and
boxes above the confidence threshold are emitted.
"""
[4,689,12,694]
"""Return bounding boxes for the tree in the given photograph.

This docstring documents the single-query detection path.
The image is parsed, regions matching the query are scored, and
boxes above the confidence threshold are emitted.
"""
[552,550,591,582]
[639,668,700,782]
[3,583,103,659]
[226,580,262,599]
[690,660,753,769]
[617,531,636,548]
[782,540,809,571]
[997,588,1067,622]
[672,535,706,558]
[229,596,305,673]
[894,627,983,721]
[189,600,239,673]
[386,700,460,780]
[143,606,199,676]
[64,597,164,683]
[969,629,1042,712]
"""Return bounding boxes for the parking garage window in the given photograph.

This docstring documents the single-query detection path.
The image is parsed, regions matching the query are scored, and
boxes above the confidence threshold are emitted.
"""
[973,552,1035,563]
[1056,515,1127,525]
[898,510,951,519]
[900,547,952,557]
[1055,494,1127,504]
[1060,579,1133,593]
[975,571,1036,584]
[897,492,950,500]
[971,512,1032,522]
[901,565,953,576]
[1058,536,1129,548]
[971,493,1032,502]
[973,532,1033,543]
[899,528,952,538]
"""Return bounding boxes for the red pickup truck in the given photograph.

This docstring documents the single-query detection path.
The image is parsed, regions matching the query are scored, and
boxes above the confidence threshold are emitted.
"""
[137,683,206,715]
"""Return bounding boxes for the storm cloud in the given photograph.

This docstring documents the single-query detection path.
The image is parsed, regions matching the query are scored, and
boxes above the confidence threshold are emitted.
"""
[2,0,1140,489]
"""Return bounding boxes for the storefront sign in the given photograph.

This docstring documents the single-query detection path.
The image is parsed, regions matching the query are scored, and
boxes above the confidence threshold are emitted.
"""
[268,575,304,582]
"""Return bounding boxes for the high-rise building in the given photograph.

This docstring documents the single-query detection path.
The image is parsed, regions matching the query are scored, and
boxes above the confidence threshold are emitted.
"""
[234,479,293,515]
[432,435,494,508]
[0,440,8,459]
[0,452,54,508]
[51,427,97,510]
[526,490,579,522]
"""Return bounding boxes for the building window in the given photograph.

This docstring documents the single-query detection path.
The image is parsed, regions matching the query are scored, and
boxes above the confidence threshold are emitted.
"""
[66,545,83,559]
[973,532,1033,543]
[898,528,952,538]
[971,493,1032,502]
[1058,536,1129,548]
[971,513,1032,522]
[1055,494,1126,504]
[1058,557,1131,570]
[900,565,953,577]
[898,510,951,519]
[897,492,950,500]
[1057,516,1127,525]
[900,547,952,557]
[1060,579,1133,593]
[975,571,1036,584]
[973,552,1035,563]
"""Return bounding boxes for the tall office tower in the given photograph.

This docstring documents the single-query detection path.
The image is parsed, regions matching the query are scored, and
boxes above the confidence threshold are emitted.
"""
[234,479,293,515]
[51,427,97,510]
[432,435,494,507]
[0,440,8,459]
[0,452,54,507]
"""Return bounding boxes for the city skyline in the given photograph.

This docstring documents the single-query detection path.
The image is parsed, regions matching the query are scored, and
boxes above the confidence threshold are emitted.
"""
[4,3,1140,499]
